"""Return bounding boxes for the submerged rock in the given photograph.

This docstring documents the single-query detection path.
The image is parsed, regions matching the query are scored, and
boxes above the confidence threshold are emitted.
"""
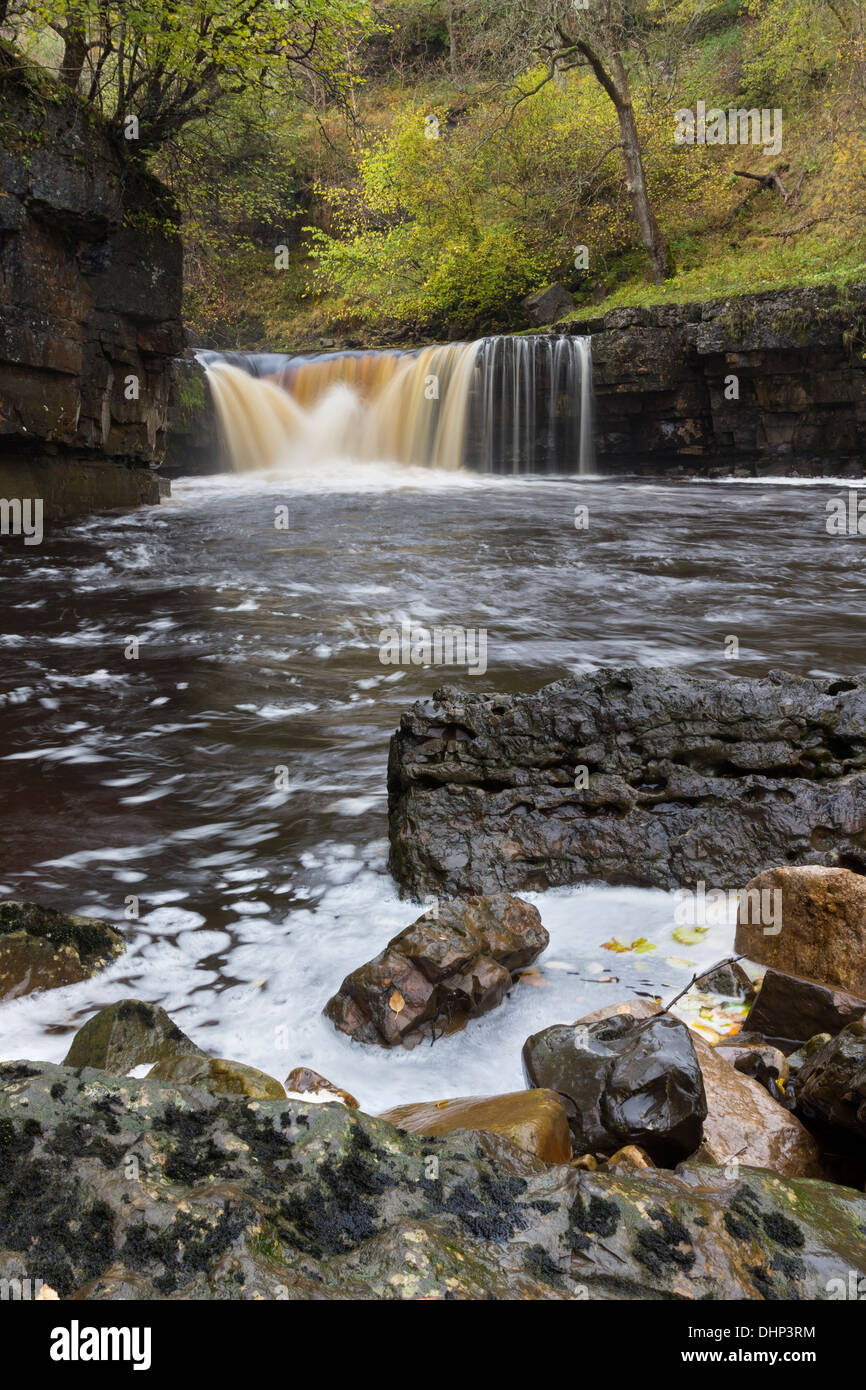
[0,1060,864,1300]
[323,894,548,1047]
[63,999,204,1073]
[796,1019,866,1142]
[387,667,866,896]
[146,1055,285,1099]
[735,866,866,997]
[522,1013,706,1166]
[0,901,125,1001]
[743,965,866,1049]
[379,1090,573,1165]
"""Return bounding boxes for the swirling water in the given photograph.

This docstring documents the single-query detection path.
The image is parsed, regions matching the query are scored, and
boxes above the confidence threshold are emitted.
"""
[1,467,864,1109]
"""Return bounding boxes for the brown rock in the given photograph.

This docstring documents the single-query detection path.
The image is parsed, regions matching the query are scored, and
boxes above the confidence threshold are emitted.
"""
[284,1067,359,1108]
[146,1055,286,1099]
[324,894,548,1047]
[606,1145,655,1171]
[734,866,866,996]
[0,901,125,1001]
[744,966,866,1047]
[379,1089,572,1164]
[577,999,827,1180]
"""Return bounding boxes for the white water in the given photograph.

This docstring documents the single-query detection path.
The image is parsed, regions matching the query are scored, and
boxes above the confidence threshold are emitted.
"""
[203,334,595,476]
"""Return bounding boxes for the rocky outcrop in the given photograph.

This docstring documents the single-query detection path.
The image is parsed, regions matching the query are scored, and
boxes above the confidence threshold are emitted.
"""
[324,894,548,1046]
[2,1059,864,1300]
[0,60,183,518]
[0,902,124,1001]
[566,284,866,474]
[388,666,866,898]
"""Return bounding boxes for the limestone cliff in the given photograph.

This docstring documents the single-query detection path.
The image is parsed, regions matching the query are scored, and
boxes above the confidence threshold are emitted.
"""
[0,56,184,516]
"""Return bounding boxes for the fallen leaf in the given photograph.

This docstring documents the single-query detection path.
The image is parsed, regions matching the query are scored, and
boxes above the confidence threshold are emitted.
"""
[389,989,405,1013]
[601,937,632,953]
[631,937,657,954]
[672,925,709,945]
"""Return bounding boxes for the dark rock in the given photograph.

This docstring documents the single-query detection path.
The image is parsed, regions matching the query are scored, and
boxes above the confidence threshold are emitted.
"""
[735,866,866,997]
[743,966,866,1049]
[0,901,124,1001]
[388,666,866,897]
[582,283,866,474]
[787,1034,833,1074]
[701,959,756,1001]
[521,283,575,326]
[63,1000,204,1073]
[323,894,547,1047]
[720,1043,790,1096]
[0,66,183,518]
[522,1013,706,1165]
[581,1000,827,1178]
[1,1060,864,1299]
[796,1019,866,1142]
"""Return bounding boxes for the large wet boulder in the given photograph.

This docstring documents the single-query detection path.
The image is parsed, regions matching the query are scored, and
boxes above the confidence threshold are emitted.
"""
[1,1059,864,1300]
[62,1000,204,1073]
[324,894,547,1047]
[580,1000,827,1179]
[743,966,866,1049]
[522,1013,706,1166]
[796,1019,866,1142]
[0,902,125,1001]
[388,667,866,896]
[735,866,866,997]
[379,1090,573,1165]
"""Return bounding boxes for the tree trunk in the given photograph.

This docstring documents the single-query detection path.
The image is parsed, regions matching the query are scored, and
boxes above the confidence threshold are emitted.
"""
[574,35,673,285]
[60,23,88,91]
[613,91,672,283]
[606,50,672,284]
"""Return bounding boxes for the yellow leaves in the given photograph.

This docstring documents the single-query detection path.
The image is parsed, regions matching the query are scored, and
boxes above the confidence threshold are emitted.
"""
[389,989,405,1013]
[601,937,657,954]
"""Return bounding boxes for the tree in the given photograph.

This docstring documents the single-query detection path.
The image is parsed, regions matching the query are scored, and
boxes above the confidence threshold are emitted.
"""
[463,0,681,284]
[6,0,373,153]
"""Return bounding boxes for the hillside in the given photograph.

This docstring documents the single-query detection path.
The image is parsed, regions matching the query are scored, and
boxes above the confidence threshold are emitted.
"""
[159,0,866,349]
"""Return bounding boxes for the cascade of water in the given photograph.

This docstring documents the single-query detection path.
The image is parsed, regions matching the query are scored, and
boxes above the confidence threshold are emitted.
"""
[200,333,594,475]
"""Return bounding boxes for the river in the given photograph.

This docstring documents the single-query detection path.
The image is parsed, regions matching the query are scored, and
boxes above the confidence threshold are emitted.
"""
[2,467,864,1109]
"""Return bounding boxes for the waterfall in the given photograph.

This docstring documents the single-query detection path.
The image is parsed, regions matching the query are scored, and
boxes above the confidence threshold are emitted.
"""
[201,334,594,476]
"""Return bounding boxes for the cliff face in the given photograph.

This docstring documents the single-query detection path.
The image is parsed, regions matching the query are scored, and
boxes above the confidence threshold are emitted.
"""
[570,285,866,474]
[0,63,184,516]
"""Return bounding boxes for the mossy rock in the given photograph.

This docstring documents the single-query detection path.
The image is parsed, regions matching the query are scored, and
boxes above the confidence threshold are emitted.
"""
[62,1000,204,1073]
[146,1055,286,1099]
[1,1059,865,1300]
[0,901,125,1001]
